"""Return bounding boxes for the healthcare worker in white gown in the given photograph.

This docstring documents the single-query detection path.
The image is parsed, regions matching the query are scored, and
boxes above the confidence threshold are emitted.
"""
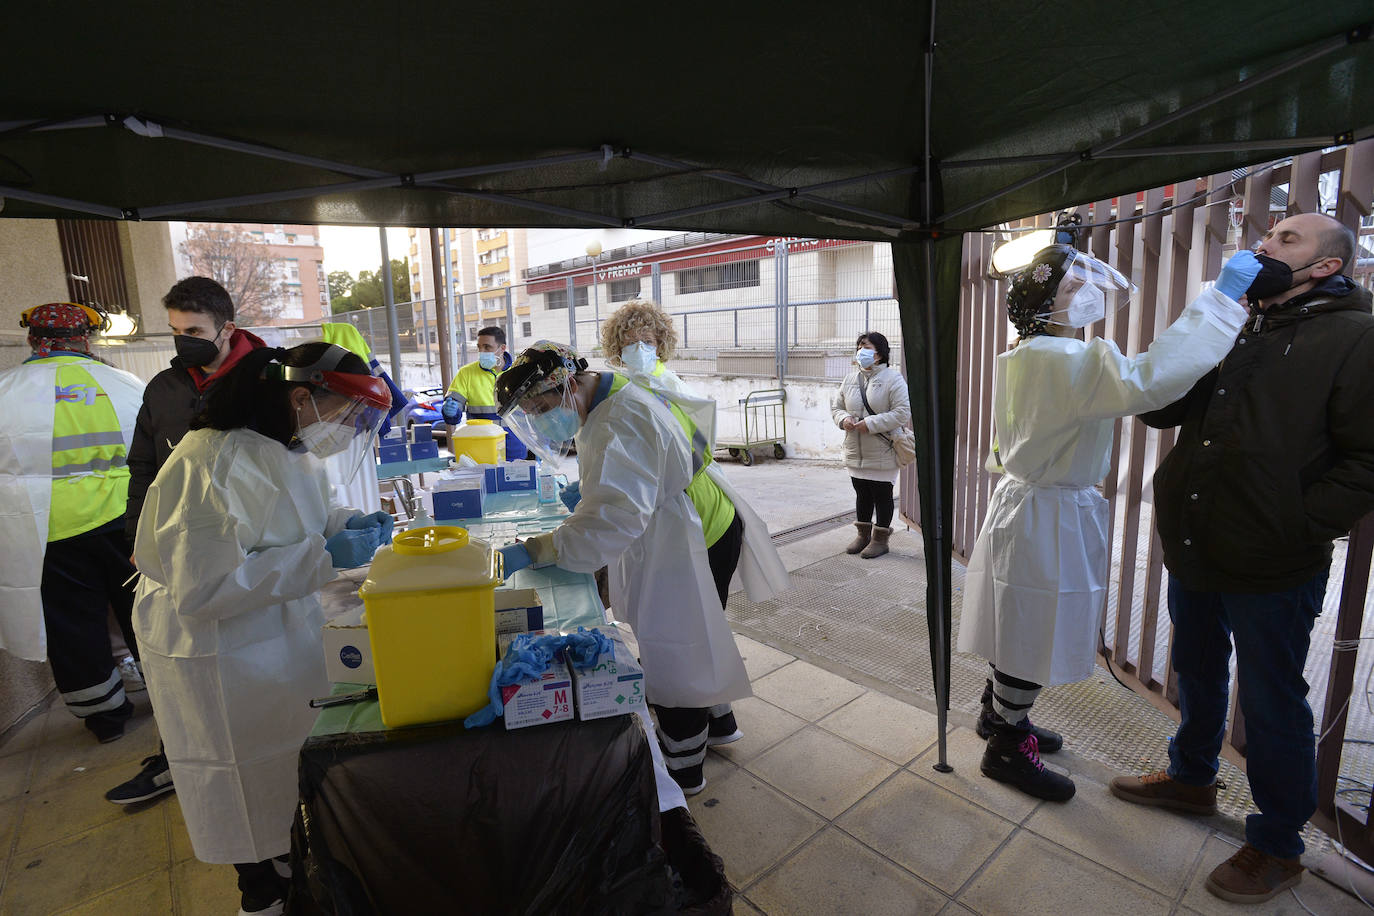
[958,244,1258,802]
[493,342,788,798]
[132,342,393,916]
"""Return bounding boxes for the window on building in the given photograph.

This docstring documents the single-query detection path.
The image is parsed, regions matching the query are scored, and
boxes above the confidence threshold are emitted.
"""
[609,277,641,302]
[522,321,532,337]
[545,286,589,311]
[676,259,760,294]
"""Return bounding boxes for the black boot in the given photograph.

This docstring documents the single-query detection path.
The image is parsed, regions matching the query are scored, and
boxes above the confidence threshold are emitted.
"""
[980,718,1075,801]
[976,679,1063,753]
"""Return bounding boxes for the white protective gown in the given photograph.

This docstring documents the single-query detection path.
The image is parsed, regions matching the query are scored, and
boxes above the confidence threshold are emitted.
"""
[552,379,782,708]
[958,287,1247,686]
[132,427,355,864]
[0,358,144,660]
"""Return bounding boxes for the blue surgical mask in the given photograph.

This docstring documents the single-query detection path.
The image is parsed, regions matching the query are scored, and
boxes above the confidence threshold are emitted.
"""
[621,341,657,374]
[855,348,877,369]
[478,351,500,370]
[535,406,581,443]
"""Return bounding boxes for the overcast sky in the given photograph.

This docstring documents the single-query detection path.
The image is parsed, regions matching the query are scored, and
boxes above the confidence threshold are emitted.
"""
[318,225,412,278]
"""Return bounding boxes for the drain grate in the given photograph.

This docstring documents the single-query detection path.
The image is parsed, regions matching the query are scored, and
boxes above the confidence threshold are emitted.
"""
[769,510,857,546]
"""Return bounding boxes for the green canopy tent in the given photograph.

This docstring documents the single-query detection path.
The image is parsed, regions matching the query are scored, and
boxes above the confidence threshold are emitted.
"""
[3,2,1371,767]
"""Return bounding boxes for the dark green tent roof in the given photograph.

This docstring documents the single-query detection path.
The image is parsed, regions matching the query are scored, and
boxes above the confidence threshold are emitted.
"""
[2,3,1369,236]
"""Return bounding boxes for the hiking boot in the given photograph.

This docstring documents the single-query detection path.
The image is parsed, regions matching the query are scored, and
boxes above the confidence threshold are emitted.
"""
[1204,843,1303,903]
[976,680,1063,753]
[845,522,873,554]
[980,722,1075,801]
[105,752,175,805]
[860,526,892,559]
[1109,769,1217,815]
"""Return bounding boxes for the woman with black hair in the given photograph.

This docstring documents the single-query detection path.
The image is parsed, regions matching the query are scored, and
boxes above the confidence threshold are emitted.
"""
[131,342,392,916]
[832,331,911,558]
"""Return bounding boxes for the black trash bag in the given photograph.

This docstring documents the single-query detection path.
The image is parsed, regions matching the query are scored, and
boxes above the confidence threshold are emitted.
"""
[288,714,674,915]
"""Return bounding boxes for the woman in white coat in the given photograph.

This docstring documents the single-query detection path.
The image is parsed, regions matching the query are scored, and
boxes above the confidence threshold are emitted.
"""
[832,331,911,558]
[495,342,787,796]
[132,343,393,916]
[957,244,1258,802]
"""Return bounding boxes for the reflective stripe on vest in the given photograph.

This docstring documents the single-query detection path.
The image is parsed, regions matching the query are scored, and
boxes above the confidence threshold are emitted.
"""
[44,355,130,541]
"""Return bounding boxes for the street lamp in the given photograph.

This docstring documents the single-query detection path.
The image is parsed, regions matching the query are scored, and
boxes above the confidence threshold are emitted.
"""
[586,239,602,340]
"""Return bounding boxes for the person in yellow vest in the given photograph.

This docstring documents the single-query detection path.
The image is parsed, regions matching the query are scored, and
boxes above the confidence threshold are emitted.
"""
[0,303,146,742]
[495,341,787,796]
[441,325,527,459]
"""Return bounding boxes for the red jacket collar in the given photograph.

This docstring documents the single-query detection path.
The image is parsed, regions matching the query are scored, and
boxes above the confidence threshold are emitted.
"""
[187,328,267,391]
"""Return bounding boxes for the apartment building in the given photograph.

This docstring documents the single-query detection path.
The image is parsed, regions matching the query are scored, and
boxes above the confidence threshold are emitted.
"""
[169,222,328,324]
[406,227,535,347]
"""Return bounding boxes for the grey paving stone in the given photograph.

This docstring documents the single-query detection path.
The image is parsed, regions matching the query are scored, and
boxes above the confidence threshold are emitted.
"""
[819,690,940,764]
[745,726,897,819]
[685,766,825,888]
[709,695,808,765]
[751,660,866,722]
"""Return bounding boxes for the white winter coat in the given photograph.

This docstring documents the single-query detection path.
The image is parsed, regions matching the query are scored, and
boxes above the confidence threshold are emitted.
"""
[832,365,911,474]
[132,427,355,864]
[552,379,785,708]
[957,287,1247,685]
[0,357,144,661]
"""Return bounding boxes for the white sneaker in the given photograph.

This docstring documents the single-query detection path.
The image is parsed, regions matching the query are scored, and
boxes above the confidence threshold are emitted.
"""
[117,656,145,693]
[706,729,743,747]
[237,901,283,916]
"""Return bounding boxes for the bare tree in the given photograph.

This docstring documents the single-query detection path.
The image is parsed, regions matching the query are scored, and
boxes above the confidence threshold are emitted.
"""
[179,226,286,324]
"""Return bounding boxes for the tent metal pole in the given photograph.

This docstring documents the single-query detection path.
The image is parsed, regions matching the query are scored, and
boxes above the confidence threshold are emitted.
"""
[419,185,622,227]
[155,125,392,177]
[942,137,1332,170]
[924,0,953,775]
[0,116,108,135]
[0,184,125,219]
[430,228,453,391]
[379,229,403,389]
[939,26,1359,224]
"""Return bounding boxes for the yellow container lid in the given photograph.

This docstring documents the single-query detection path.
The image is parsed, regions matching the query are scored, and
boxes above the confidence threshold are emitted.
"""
[360,526,502,596]
[452,423,505,438]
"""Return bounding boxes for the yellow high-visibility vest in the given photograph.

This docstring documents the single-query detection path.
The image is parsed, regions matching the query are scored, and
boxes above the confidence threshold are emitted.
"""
[42,354,130,541]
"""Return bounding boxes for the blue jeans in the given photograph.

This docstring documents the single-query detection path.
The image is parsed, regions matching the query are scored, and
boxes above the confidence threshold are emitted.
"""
[1166,568,1328,858]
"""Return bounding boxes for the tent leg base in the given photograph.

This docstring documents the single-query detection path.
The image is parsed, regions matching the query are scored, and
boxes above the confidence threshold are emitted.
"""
[931,762,954,774]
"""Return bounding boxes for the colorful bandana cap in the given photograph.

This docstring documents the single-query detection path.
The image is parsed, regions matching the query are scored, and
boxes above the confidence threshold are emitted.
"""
[1005,244,1073,338]
[26,303,94,358]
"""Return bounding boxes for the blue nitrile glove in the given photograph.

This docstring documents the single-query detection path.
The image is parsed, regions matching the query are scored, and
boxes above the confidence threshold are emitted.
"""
[1214,250,1263,301]
[560,480,581,512]
[499,543,533,575]
[564,627,613,669]
[325,527,381,569]
[464,634,558,728]
[440,395,462,424]
[346,510,395,545]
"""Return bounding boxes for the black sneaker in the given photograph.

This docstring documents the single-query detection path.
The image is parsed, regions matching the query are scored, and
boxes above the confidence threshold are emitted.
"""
[981,725,1075,802]
[105,753,175,805]
[87,698,136,744]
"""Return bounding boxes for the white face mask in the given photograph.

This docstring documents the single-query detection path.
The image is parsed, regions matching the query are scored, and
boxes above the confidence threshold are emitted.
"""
[621,341,657,373]
[1057,281,1106,328]
[855,348,877,368]
[298,418,356,458]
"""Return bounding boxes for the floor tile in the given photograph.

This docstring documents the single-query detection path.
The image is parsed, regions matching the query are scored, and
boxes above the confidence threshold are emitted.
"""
[1,810,168,915]
[732,894,765,915]
[911,727,1040,823]
[937,904,978,916]
[28,714,160,795]
[1024,775,1208,897]
[53,871,173,916]
[745,727,896,819]
[959,830,1171,916]
[686,767,824,888]
[0,710,48,760]
[0,797,21,855]
[167,796,195,863]
[172,857,242,916]
[838,770,1016,894]
[751,661,865,722]
[819,690,939,764]
[734,633,795,681]
[746,828,948,916]
[15,772,149,851]
[1180,835,1360,915]
[708,696,807,765]
[0,750,33,804]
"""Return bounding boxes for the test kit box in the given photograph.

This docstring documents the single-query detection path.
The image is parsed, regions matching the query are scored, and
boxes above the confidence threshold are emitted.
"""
[500,656,573,729]
[566,627,645,721]
[494,587,544,639]
[409,440,440,460]
[322,609,375,684]
[431,469,487,520]
[409,423,433,443]
[484,460,538,493]
[377,443,410,465]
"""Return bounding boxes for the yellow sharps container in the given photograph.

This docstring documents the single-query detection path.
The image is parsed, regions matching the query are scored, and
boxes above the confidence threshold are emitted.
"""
[359,526,503,727]
[449,420,506,465]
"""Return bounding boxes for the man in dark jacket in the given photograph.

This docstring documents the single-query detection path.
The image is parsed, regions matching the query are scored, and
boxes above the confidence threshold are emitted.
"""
[1111,213,1374,904]
[106,276,266,805]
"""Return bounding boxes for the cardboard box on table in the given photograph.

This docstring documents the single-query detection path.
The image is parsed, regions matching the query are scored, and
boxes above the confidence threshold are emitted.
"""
[565,627,645,720]
[322,608,375,684]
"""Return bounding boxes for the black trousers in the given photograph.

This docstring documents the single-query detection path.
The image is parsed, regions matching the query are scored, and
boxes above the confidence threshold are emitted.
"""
[851,476,895,528]
[654,512,745,787]
[41,522,139,737]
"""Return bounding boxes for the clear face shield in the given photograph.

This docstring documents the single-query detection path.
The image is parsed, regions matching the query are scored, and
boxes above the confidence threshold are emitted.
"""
[1039,251,1135,328]
[503,381,583,470]
[298,392,388,483]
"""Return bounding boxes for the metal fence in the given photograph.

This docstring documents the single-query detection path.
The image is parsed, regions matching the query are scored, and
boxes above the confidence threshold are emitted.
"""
[927,140,1374,858]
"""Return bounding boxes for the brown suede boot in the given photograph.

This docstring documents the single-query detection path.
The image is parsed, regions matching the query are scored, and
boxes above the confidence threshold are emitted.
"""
[845,522,872,554]
[1109,770,1218,815]
[860,526,891,558]
[1205,843,1303,903]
